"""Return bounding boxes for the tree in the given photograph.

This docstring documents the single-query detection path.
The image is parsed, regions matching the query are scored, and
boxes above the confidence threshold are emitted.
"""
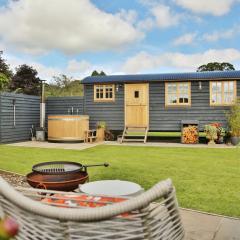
[91,70,99,76]
[0,51,13,79]
[0,73,9,91]
[99,71,106,76]
[0,51,12,92]
[52,74,72,88]
[45,74,83,97]
[197,62,235,72]
[9,64,41,95]
[91,70,106,76]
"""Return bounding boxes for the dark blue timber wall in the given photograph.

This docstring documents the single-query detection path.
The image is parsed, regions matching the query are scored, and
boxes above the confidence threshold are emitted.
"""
[46,96,84,116]
[83,80,240,131]
[45,90,123,130]
[0,92,40,143]
[3,79,238,143]
[149,80,240,131]
[84,85,124,130]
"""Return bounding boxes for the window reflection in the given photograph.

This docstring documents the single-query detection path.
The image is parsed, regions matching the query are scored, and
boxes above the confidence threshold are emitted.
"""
[166,82,190,106]
[211,81,235,105]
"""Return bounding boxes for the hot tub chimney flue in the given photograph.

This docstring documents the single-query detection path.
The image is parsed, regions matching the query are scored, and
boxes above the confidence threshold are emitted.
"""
[40,80,46,129]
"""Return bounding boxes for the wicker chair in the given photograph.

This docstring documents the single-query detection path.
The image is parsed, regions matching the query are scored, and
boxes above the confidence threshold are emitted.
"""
[0,177,184,240]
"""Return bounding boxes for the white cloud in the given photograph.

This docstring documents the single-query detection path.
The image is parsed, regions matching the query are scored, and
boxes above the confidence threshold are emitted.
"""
[137,3,182,31]
[0,0,143,55]
[4,47,240,82]
[66,60,92,74]
[174,0,238,16]
[5,54,61,80]
[137,18,155,31]
[117,9,138,24]
[3,53,116,81]
[151,4,181,28]
[122,49,240,73]
[202,25,240,42]
[173,32,197,46]
[65,59,118,79]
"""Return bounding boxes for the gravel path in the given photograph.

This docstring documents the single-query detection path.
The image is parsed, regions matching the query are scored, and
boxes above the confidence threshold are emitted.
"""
[0,170,29,187]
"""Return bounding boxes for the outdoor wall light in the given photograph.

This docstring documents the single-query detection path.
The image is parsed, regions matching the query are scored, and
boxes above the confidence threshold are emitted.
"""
[116,84,123,92]
[199,81,202,90]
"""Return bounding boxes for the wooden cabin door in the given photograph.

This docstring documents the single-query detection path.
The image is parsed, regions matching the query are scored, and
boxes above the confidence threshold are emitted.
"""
[125,83,149,127]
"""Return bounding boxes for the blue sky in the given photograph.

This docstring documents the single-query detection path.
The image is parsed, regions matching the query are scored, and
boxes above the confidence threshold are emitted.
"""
[0,0,240,81]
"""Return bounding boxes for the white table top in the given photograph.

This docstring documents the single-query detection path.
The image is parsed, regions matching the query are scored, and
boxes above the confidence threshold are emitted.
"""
[79,180,143,197]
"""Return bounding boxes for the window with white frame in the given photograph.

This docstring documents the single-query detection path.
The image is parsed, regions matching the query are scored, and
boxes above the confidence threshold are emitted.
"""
[210,81,236,106]
[94,84,115,102]
[165,82,191,106]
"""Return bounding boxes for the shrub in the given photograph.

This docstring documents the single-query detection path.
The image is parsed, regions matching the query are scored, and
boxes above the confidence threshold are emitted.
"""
[210,122,225,142]
[96,121,106,129]
[204,125,218,144]
[226,99,240,137]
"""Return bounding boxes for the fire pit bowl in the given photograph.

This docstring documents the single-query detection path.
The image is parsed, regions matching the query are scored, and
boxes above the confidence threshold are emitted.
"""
[26,161,109,191]
[26,171,88,191]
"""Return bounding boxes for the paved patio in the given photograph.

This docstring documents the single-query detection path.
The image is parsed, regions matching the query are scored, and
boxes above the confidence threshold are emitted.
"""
[105,141,236,148]
[181,209,240,240]
[7,140,236,149]
[7,141,102,150]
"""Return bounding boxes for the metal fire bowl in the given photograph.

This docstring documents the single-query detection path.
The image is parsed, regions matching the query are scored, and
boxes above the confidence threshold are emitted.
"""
[26,171,89,191]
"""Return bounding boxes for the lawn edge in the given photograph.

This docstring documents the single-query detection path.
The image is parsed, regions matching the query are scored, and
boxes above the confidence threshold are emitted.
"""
[179,207,240,221]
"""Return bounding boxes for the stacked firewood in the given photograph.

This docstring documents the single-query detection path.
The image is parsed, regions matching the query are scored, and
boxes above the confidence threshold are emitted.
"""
[182,125,198,144]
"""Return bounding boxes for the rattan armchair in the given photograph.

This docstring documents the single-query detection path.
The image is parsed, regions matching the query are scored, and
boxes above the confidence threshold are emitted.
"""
[0,177,184,240]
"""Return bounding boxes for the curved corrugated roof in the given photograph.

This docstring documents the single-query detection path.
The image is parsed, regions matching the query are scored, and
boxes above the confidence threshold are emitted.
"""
[82,70,240,84]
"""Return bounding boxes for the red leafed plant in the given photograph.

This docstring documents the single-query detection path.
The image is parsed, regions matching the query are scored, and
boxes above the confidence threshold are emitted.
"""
[210,122,222,128]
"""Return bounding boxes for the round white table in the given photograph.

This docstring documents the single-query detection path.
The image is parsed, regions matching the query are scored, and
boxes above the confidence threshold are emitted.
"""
[79,180,143,197]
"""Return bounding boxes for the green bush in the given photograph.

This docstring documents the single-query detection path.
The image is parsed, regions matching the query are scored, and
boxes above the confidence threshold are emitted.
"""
[96,121,106,129]
[0,73,9,91]
[226,99,240,137]
[204,125,218,144]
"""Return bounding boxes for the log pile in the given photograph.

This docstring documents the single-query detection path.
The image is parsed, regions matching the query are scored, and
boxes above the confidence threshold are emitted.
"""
[182,125,198,144]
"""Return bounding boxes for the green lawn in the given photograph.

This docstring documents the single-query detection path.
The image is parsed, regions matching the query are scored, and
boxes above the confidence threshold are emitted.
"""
[0,144,239,217]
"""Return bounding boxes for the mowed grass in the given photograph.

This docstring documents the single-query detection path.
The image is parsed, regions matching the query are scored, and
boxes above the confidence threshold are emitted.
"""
[0,144,239,217]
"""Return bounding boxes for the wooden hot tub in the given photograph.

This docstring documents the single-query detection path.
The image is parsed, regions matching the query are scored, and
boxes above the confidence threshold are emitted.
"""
[48,115,89,142]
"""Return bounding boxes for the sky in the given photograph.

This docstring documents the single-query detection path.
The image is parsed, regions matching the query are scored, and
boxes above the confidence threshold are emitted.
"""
[0,0,240,81]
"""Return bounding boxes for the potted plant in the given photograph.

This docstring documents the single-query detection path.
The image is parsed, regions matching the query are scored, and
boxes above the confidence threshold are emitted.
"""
[204,125,218,145]
[96,121,106,142]
[226,99,240,146]
[225,130,232,145]
[210,123,225,144]
[217,126,226,144]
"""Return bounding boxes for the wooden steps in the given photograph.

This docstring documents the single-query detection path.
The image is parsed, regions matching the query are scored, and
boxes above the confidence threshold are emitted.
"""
[120,126,148,144]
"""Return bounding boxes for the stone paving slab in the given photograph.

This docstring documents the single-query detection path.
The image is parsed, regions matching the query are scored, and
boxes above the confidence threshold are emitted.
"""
[7,141,236,149]
[105,141,236,148]
[213,218,240,240]
[180,209,240,240]
[7,141,102,150]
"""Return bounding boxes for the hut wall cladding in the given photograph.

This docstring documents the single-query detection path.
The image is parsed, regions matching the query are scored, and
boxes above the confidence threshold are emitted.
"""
[0,93,40,143]
[84,80,240,131]
[149,80,240,131]
[84,84,124,130]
